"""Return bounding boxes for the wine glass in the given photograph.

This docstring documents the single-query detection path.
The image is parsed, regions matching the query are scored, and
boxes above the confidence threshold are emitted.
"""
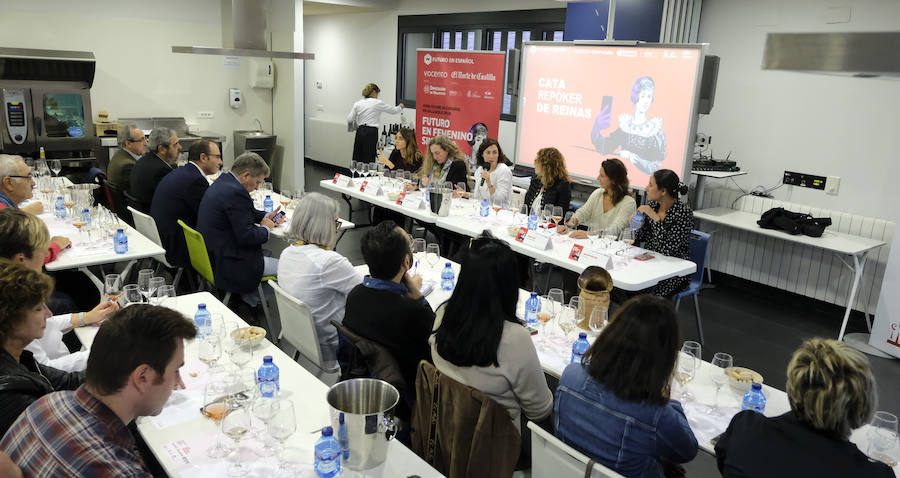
[411,238,426,273]
[198,334,222,367]
[147,277,166,305]
[541,205,553,227]
[203,378,233,458]
[122,284,143,307]
[675,341,701,403]
[557,304,578,358]
[278,191,293,210]
[707,352,733,416]
[588,307,607,335]
[568,296,584,326]
[229,334,253,369]
[536,294,555,349]
[155,284,176,306]
[137,269,154,303]
[268,400,297,477]
[551,206,564,229]
[867,411,900,467]
[349,161,358,181]
[563,211,574,228]
[104,274,122,303]
[50,159,62,177]
[426,243,440,273]
[252,395,279,457]
[222,404,252,477]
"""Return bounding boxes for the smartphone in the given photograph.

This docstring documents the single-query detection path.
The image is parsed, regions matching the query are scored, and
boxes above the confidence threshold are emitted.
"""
[271,211,286,222]
[600,95,614,114]
[634,253,655,261]
[526,325,539,335]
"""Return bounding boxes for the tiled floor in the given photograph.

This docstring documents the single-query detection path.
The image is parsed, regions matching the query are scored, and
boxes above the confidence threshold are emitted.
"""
[304,159,899,477]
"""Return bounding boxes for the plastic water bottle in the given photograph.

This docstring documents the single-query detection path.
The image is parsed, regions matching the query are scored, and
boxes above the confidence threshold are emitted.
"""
[741,383,766,413]
[114,228,128,254]
[193,304,211,337]
[440,263,455,291]
[257,355,280,397]
[630,212,645,231]
[54,196,66,219]
[527,211,538,230]
[571,332,590,364]
[524,292,541,325]
[263,195,273,214]
[314,426,342,478]
[80,208,91,227]
[337,412,350,461]
[479,198,489,217]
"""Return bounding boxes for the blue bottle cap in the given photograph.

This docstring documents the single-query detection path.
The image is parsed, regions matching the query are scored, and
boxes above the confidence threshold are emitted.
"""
[445,262,451,267]
[116,228,124,233]
[321,426,333,436]
[530,292,537,297]
[339,412,345,424]
[198,303,206,309]
[751,383,762,390]
[83,208,89,213]
[578,332,588,338]
[263,355,273,362]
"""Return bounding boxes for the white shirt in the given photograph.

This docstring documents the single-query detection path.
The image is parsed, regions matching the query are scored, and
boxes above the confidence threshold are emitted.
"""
[472,163,513,205]
[347,97,402,129]
[277,244,363,365]
[572,187,637,233]
[25,314,88,372]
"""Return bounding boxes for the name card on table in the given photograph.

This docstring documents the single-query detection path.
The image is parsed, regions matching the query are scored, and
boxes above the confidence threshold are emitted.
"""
[403,195,423,210]
[359,181,383,196]
[332,173,352,187]
[569,244,613,269]
[514,227,552,250]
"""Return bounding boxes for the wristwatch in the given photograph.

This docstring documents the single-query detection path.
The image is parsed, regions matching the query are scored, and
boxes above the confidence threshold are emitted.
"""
[77,313,86,327]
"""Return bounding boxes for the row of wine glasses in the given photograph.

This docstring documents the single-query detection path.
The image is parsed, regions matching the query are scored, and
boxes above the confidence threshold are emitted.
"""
[411,238,441,274]
[106,273,174,306]
[350,161,385,182]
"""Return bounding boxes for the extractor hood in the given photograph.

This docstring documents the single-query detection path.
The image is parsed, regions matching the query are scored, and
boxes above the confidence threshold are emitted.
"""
[763,32,900,78]
[172,0,313,61]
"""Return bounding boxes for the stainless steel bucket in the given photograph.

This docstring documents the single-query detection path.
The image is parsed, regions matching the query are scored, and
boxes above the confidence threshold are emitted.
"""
[429,188,452,217]
[326,379,399,470]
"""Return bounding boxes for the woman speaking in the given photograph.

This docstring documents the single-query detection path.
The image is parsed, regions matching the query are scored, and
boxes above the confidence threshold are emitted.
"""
[347,83,403,164]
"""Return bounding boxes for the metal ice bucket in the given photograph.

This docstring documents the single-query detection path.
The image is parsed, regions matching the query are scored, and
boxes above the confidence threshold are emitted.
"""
[429,187,452,217]
[326,379,399,470]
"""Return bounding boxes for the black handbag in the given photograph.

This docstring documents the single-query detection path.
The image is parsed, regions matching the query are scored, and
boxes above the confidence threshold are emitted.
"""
[757,207,832,237]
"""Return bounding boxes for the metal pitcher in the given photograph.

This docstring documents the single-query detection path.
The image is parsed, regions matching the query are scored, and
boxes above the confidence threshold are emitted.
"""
[429,187,452,217]
[326,378,399,470]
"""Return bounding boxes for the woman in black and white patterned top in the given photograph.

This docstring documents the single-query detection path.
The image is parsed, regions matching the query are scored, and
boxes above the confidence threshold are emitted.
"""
[633,169,693,297]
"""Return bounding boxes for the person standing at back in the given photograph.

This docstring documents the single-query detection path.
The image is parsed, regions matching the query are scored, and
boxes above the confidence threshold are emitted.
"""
[347,83,403,165]
[129,127,180,213]
[151,139,223,268]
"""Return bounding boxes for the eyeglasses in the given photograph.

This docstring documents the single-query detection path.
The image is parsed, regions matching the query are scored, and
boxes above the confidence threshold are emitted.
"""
[334,218,341,230]
[207,154,222,159]
[127,137,148,143]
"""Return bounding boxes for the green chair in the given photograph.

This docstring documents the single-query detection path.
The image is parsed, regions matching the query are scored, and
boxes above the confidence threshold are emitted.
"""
[178,220,276,335]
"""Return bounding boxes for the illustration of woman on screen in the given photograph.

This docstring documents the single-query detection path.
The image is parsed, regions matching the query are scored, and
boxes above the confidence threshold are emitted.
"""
[467,122,488,169]
[591,76,666,175]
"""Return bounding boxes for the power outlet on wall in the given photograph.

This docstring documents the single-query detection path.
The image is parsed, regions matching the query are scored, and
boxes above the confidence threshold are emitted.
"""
[825,176,840,195]
[197,111,214,119]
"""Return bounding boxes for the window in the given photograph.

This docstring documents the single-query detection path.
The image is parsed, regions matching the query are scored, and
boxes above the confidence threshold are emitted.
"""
[396,8,566,119]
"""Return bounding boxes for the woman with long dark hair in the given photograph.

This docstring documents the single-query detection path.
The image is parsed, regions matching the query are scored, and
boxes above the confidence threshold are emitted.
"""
[377,127,422,174]
[347,83,403,164]
[453,138,513,205]
[559,157,636,237]
[555,295,698,477]
[633,169,693,296]
[430,233,552,432]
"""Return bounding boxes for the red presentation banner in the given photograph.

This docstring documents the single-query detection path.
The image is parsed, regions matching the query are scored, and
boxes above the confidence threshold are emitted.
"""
[416,49,505,168]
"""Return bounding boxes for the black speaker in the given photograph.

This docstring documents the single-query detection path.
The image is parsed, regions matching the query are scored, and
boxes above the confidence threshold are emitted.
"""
[697,55,719,115]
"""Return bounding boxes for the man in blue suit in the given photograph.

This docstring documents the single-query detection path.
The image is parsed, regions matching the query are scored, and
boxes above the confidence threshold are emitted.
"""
[150,140,222,268]
[197,152,284,305]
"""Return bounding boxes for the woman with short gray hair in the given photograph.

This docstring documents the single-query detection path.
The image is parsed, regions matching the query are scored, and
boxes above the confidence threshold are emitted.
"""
[714,338,892,477]
[277,192,361,369]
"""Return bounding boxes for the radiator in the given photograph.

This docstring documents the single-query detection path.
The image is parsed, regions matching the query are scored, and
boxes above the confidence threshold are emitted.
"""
[698,188,894,315]
[305,117,354,169]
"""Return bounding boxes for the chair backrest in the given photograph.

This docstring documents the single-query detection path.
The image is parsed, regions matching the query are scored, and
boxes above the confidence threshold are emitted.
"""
[89,169,115,210]
[687,230,711,288]
[105,183,133,226]
[268,280,326,368]
[527,421,625,478]
[177,219,215,285]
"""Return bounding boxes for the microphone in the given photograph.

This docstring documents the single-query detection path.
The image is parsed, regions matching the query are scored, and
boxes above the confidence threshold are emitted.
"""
[480,177,485,187]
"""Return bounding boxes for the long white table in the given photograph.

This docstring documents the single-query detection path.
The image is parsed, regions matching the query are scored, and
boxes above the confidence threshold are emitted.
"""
[325,178,696,292]
[694,207,885,342]
[75,292,444,478]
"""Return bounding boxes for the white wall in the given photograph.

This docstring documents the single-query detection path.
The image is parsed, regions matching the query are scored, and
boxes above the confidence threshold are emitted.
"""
[0,0,274,167]
[697,0,900,220]
[303,0,562,164]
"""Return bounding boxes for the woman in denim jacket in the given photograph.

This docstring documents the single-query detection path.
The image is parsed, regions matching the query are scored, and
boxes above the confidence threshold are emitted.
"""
[554,295,698,478]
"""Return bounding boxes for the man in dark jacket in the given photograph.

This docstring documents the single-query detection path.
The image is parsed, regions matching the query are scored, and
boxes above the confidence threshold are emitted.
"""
[150,140,222,268]
[196,152,283,304]
[106,125,146,192]
[128,127,180,213]
[343,220,435,388]
[0,261,82,436]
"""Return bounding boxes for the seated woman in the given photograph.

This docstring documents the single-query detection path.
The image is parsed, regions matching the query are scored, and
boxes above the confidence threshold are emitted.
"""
[523,147,571,215]
[377,127,423,174]
[0,208,116,372]
[430,233,553,432]
[277,193,362,370]
[558,158,636,237]
[416,135,470,191]
[715,338,893,477]
[453,139,513,206]
[555,295,698,478]
[633,169,693,296]
[0,259,83,436]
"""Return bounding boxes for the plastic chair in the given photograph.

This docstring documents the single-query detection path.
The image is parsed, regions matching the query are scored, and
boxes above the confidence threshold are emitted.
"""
[673,230,711,345]
[527,421,625,478]
[178,220,276,335]
[268,280,340,379]
[128,206,183,289]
